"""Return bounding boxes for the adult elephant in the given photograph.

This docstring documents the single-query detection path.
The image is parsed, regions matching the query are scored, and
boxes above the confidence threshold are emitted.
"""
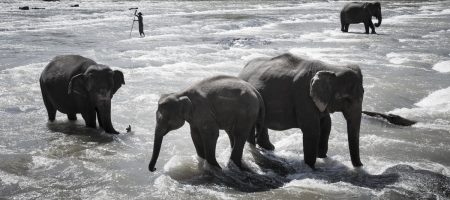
[340,2,382,34]
[238,53,364,169]
[148,75,265,172]
[40,55,125,134]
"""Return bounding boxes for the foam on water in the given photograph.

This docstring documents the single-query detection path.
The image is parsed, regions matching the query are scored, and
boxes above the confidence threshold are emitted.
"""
[391,86,450,131]
[433,60,450,73]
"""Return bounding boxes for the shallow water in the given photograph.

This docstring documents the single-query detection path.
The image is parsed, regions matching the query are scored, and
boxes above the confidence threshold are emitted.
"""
[1,0,449,199]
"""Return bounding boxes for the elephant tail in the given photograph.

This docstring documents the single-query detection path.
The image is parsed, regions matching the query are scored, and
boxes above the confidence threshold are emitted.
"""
[246,88,265,146]
[255,89,265,132]
[362,110,417,126]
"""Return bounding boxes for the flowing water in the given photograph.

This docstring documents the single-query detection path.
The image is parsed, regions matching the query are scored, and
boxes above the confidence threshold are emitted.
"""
[1,0,449,199]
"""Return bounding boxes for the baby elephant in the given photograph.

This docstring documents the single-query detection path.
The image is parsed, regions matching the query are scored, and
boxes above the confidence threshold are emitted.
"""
[148,75,264,172]
[40,55,125,134]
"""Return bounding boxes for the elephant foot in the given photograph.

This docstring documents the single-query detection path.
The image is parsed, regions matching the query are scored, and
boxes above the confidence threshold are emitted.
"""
[306,162,316,170]
[317,153,327,158]
[257,139,275,151]
[371,31,377,34]
[352,160,363,167]
[106,130,120,134]
[365,32,369,34]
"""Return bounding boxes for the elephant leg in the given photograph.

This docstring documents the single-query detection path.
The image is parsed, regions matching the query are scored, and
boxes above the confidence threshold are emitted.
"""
[230,137,246,169]
[318,115,331,158]
[190,126,205,159]
[256,124,274,150]
[42,94,56,121]
[201,128,221,169]
[368,21,376,34]
[364,22,370,34]
[228,132,235,148]
[344,24,349,32]
[300,121,320,169]
[81,110,96,128]
[67,113,77,121]
[341,22,345,32]
[246,126,256,145]
[98,114,104,128]
[229,124,252,169]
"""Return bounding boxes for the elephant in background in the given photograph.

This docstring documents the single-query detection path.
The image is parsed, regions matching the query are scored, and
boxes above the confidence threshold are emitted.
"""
[40,55,125,134]
[239,53,364,169]
[148,75,265,172]
[340,2,382,34]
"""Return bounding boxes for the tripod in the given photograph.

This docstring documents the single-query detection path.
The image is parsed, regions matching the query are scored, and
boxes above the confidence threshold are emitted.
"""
[129,8,138,37]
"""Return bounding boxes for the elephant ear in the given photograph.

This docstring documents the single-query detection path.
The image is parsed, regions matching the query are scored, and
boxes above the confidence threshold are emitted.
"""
[112,70,125,95]
[179,96,192,120]
[68,74,87,97]
[310,71,336,112]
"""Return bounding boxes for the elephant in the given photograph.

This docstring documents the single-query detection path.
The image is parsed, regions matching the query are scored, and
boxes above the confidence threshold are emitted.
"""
[340,2,382,34]
[148,75,265,172]
[39,55,125,134]
[238,53,364,169]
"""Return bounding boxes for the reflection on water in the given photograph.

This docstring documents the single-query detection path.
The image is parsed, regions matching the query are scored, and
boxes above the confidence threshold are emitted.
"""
[46,121,115,143]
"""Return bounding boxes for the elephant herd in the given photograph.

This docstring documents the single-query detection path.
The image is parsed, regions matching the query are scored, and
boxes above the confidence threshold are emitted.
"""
[39,2,383,173]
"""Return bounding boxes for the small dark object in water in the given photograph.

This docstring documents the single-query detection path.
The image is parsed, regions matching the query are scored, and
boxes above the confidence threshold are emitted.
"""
[362,111,417,126]
[126,125,131,132]
[129,7,138,10]
[32,7,45,9]
[19,6,29,10]
[70,4,79,7]
[43,0,59,1]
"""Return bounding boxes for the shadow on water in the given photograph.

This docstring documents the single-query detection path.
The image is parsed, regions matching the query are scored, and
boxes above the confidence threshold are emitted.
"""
[344,31,388,35]
[166,147,449,196]
[46,120,114,143]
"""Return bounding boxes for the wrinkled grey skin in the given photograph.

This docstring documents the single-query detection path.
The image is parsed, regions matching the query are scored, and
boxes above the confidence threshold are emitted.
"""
[239,53,364,169]
[149,75,265,172]
[340,2,382,34]
[40,55,125,134]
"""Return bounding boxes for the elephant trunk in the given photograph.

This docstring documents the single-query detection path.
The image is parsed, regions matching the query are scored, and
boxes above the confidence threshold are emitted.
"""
[97,100,118,134]
[375,14,382,27]
[149,125,166,172]
[343,102,363,167]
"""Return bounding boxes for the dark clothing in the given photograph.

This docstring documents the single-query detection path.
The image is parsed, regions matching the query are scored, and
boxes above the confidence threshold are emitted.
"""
[135,14,145,37]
